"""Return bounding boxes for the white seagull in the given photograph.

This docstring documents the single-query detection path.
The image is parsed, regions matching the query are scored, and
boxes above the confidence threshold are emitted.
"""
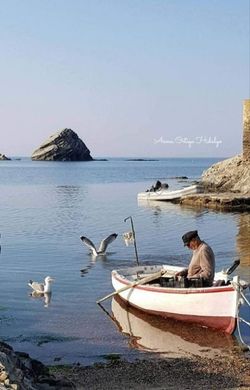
[80,233,118,256]
[28,276,55,294]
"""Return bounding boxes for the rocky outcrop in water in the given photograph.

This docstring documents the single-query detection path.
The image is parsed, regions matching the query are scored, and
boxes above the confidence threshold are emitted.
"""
[0,154,11,161]
[31,129,93,161]
[201,154,250,194]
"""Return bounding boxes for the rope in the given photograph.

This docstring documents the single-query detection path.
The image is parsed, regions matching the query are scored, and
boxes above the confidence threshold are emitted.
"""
[239,317,250,327]
[234,282,250,351]
[236,304,250,351]
[240,289,250,307]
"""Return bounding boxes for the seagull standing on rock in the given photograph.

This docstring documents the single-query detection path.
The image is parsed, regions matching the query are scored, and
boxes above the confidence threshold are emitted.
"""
[28,276,55,294]
[80,233,118,256]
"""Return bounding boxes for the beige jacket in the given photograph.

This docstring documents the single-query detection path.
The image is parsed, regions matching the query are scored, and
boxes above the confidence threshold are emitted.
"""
[187,241,215,285]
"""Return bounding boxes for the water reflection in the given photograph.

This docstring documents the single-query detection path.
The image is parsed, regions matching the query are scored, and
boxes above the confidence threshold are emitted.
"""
[138,199,209,219]
[30,292,52,308]
[111,296,237,359]
[55,185,84,201]
[236,213,250,267]
[80,260,97,277]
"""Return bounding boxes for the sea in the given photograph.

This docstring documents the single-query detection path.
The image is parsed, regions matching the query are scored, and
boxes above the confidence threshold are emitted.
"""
[0,157,249,365]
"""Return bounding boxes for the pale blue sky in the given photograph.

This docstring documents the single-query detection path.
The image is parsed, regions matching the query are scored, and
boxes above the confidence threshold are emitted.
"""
[0,0,249,157]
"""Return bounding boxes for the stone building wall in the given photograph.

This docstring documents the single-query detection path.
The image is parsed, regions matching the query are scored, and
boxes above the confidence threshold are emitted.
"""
[243,99,250,161]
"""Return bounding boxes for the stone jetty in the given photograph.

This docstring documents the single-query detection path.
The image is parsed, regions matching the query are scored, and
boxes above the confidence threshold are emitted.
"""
[31,128,93,161]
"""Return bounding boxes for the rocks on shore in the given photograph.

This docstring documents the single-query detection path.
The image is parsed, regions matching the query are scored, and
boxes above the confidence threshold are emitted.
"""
[31,129,93,161]
[201,154,250,194]
[178,193,250,211]
[0,342,73,389]
[0,154,11,161]
[172,154,250,211]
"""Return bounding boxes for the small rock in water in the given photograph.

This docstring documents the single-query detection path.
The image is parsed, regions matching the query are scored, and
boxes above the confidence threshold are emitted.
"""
[0,153,11,161]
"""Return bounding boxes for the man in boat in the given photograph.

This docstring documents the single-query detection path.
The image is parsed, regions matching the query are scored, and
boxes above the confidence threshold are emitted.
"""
[154,180,162,190]
[176,230,215,287]
[147,180,169,192]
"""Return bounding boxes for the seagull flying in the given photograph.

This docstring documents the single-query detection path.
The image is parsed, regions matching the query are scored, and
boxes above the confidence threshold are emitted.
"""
[28,276,55,294]
[80,233,118,256]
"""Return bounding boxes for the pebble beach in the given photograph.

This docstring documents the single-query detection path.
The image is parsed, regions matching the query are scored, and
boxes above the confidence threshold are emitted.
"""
[51,351,250,389]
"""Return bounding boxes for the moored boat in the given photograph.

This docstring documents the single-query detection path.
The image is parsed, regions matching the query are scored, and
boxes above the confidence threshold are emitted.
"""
[111,264,246,334]
[137,184,202,201]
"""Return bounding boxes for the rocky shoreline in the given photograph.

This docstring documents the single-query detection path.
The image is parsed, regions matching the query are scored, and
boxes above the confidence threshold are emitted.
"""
[0,342,72,389]
[172,153,250,211]
[201,155,250,195]
[177,192,250,211]
[1,341,250,389]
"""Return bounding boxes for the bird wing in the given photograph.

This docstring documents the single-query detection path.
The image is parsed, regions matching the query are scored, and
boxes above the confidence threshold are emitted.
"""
[80,236,98,255]
[98,233,118,253]
[28,281,44,293]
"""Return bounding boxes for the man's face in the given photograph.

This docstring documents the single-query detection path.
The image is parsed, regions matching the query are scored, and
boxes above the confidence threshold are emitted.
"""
[187,239,196,250]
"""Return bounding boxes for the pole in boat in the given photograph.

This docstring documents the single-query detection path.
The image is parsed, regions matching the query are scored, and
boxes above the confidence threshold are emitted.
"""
[96,269,164,304]
[124,216,139,266]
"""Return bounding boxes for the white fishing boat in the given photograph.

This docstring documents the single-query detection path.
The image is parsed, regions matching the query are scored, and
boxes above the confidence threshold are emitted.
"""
[137,184,201,201]
[110,263,247,334]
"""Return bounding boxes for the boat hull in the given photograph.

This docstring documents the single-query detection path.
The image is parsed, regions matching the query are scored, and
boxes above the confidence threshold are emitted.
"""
[137,184,201,201]
[111,267,238,334]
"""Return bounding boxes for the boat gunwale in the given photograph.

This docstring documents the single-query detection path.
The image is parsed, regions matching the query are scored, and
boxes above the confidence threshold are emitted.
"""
[112,271,236,295]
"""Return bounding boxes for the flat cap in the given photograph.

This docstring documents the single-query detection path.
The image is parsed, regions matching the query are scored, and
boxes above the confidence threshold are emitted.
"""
[182,230,198,246]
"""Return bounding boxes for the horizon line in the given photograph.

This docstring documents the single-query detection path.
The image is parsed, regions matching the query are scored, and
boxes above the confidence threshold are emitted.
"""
[4,155,231,160]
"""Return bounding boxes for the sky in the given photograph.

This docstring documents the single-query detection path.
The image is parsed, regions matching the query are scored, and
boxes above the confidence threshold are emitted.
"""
[0,0,249,158]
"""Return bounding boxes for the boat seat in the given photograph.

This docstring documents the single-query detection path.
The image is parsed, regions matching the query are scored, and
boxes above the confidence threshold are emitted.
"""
[213,279,226,287]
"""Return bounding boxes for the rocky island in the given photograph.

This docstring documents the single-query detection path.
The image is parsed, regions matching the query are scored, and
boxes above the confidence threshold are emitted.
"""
[31,129,93,161]
[0,154,11,161]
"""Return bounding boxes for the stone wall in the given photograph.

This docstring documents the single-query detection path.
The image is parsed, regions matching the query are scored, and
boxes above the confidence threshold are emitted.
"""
[243,99,250,161]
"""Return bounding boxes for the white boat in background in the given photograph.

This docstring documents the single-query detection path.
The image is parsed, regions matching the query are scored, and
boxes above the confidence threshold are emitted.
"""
[111,264,246,334]
[137,184,202,201]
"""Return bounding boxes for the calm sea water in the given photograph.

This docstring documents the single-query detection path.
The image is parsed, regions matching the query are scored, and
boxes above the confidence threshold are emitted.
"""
[0,158,249,365]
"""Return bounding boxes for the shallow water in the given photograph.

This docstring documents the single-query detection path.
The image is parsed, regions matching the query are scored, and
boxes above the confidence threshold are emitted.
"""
[0,158,249,364]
